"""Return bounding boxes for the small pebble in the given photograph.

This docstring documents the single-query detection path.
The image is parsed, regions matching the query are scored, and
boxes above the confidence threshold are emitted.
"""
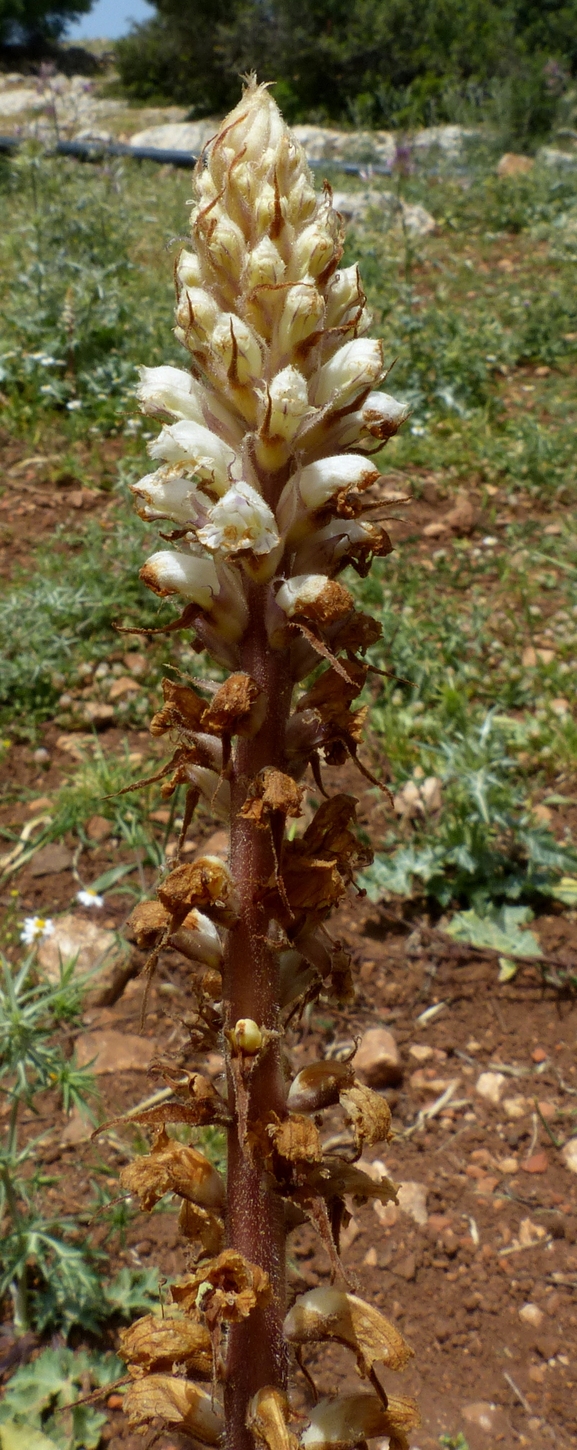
[519,1302,544,1329]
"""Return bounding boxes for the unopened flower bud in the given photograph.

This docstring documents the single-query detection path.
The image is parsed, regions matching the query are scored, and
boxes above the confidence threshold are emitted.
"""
[324,265,363,329]
[313,338,383,409]
[245,236,286,288]
[285,172,317,227]
[197,482,280,558]
[149,420,241,495]
[207,214,246,280]
[277,282,325,353]
[292,222,337,280]
[254,182,278,236]
[175,285,221,343]
[212,314,263,385]
[176,248,201,288]
[265,366,311,442]
[231,1018,263,1055]
[140,549,220,608]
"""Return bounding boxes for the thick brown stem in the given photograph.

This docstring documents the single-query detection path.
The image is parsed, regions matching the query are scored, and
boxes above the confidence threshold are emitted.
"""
[223,585,292,1450]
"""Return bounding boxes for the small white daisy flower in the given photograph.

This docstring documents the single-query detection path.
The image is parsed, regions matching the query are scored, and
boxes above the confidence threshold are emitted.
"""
[20,916,55,945]
[76,889,104,909]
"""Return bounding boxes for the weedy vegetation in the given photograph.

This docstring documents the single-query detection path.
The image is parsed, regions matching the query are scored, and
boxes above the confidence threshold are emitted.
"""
[0,952,158,1338]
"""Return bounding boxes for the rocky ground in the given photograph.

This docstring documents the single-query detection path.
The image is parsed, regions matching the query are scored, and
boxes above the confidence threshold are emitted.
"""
[0,435,576,1448]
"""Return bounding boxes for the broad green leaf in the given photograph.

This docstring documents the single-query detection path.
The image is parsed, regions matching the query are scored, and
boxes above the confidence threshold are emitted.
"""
[446,905,541,958]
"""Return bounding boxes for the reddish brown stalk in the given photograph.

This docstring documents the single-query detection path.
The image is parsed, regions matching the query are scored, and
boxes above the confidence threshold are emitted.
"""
[223,589,292,1448]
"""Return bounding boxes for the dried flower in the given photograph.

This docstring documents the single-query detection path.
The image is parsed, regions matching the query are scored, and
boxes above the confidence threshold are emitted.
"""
[283,1287,413,1375]
[123,1375,223,1442]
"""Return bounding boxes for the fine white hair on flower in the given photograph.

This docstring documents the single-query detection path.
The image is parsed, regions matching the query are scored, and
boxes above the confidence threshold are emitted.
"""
[76,889,104,909]
[148,421,242,495]
[20,916,54,945]
[140,549,220,606]
[197,482,280,557]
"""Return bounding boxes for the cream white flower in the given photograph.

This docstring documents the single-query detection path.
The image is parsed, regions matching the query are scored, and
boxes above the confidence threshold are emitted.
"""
[197,482,280,557]
[21,916,54,945]
[139,549,220,607]
[131,470,208,526]
[137,366,207,423]
[329,388,410,450]
[275,454,380,540]
[77,889,104,909]
[313,338,384,408]
[174,907,224,968]
[296,454,380,510]
[362,389,410,436]
[148,421,241,495]
[301,1395,389,1448]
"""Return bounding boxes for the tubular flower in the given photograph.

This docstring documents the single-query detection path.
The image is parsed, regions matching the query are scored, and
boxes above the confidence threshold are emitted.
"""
[124,75,415,1450]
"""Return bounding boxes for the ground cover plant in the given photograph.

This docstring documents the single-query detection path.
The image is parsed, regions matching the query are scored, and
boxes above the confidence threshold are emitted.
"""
[0,103,576,1450]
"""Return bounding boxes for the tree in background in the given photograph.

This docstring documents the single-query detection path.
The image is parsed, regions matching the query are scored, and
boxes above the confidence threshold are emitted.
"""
[114,0,577,140]
[0,0,93,48]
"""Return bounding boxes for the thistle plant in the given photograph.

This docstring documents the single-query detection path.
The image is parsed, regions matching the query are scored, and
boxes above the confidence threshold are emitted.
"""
[119,78,418,1450]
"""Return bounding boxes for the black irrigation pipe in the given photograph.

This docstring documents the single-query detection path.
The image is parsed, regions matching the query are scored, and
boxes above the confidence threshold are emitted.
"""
[0,132,393,175]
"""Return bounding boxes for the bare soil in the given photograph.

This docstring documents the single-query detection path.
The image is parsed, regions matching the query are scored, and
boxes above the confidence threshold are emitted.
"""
[1,436,577,1450]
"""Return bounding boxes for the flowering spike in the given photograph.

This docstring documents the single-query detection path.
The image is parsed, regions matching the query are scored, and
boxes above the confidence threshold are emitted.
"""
[124,74,417,1450]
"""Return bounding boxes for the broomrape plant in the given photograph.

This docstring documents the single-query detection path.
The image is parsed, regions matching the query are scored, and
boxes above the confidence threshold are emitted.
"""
[116,79,419,1450]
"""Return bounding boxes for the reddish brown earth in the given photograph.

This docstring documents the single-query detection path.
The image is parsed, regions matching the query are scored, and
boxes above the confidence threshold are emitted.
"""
[1,433,577,1450]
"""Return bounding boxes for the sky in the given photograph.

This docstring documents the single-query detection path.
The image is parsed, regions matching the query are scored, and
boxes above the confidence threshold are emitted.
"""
[66,0,154,41]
